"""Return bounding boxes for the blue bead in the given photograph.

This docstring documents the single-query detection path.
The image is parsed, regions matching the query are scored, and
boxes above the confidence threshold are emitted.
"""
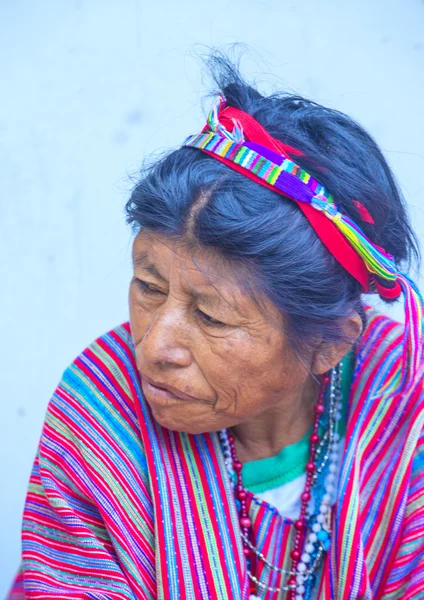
[317,529,329,542]
[324,539,331,551]
[235,499,241,512]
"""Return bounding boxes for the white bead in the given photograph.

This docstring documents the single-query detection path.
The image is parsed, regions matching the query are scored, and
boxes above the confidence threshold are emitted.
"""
[296,574,305,585]
[326,483,335,495]
[336,401,343,410]
[329,463,337,473]
[296,595,304,600]
[312,522,322,532]
[320,503,329,514]
[331,452,339,462]
[297,561,307,573]
[333,432,340,442]
[326,472,336,483]
[305,543,314,553]
[296,584,306,594]
[308,532,318,543]
[317,514,325,523]
[301,552,311,563]
[322,493,331,504]
[335,411,342,421]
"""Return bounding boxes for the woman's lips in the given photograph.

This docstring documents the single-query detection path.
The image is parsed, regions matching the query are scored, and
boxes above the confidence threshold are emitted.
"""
[141,374,200,405]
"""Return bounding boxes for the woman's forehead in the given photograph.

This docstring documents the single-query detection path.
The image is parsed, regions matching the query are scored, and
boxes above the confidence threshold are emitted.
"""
[133,231,232,282]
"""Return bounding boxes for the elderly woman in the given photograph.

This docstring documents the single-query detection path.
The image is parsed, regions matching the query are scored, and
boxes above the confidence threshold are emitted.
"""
[9,60,424,600]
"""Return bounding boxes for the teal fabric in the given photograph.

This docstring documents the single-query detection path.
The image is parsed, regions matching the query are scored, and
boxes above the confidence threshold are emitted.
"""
[242,351,354,494]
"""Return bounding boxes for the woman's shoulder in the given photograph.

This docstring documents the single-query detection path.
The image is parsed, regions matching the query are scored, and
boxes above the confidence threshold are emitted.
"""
[357,306,423,391]
[66,321,139,402]
[360,305,405,358]
[45,322,145,461]
[34,325,152,558]
[61,322,138,404]
[350,306,424,440]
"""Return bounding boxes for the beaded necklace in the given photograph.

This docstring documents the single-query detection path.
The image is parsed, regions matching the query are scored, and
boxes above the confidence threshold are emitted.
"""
[219,364,342,599]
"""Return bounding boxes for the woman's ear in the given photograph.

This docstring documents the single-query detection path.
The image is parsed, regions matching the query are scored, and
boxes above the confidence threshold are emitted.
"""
[311,312,363,375]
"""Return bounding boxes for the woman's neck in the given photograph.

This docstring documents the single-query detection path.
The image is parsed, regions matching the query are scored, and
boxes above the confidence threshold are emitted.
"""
[229,374,319,463]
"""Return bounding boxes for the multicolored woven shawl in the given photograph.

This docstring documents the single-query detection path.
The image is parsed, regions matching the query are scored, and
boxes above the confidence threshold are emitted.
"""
[8,309,424,599]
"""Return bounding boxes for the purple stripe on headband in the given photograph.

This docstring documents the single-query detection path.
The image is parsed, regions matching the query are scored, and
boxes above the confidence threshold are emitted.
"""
[245,141,316,204]
[274,170,316,204]
[245,141,285,167]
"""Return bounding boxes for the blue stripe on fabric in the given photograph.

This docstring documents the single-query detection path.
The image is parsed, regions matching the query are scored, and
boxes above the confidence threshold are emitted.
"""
[137,394,180,596]
[180,433,226,599]
[195,434,242,599]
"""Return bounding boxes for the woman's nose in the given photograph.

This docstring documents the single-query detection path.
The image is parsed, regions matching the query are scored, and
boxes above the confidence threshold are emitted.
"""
[141,306,192,368]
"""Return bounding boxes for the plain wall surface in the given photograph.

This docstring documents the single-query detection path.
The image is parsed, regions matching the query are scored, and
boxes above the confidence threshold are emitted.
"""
[1,0,423,593]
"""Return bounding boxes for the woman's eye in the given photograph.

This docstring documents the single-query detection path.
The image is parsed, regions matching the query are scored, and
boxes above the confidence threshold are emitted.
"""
[134,278,165,296]
[195,309,226,327]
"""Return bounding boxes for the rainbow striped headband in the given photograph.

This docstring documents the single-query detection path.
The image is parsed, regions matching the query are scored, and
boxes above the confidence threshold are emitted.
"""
[182,97,423,393]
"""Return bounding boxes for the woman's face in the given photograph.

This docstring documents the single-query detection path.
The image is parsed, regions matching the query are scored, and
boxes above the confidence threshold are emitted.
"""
[129,231,314,434]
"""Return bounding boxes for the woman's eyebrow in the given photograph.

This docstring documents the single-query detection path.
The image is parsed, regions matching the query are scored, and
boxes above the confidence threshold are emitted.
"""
[190,286,246,316]
[190,289,224,310]
[133,253,167,283]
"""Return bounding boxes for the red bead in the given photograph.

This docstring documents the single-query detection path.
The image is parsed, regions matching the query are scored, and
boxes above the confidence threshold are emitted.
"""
[240,517,251,528]
[306,461,315,473]
[243,547,250,557]
[310,433,319,444]
[315,403,325,414]
[290,549,301,560]
[301,491,311,502]
[228,434,234,444]
[237,489,247,501]
[233,460,242,472]
[288,576,297,587]
[294,519,304,530]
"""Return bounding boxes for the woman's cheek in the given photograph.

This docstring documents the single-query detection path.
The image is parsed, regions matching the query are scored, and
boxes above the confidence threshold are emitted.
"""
[129,293,151,339]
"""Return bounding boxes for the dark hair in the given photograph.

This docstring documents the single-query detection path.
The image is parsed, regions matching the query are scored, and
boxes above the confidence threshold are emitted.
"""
[125,55,419,356]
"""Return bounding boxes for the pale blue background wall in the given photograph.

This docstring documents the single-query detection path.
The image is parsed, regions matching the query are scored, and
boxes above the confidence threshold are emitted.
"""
[1,0,423,594]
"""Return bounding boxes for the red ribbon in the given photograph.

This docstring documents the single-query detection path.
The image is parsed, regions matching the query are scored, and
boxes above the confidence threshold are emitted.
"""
[200,105,401,299]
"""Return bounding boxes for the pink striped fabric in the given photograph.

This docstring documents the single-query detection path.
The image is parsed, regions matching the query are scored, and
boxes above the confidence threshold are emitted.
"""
[7,309,424,599]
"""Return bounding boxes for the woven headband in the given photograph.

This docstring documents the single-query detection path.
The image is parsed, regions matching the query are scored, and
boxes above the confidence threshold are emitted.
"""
[182,97,423,393]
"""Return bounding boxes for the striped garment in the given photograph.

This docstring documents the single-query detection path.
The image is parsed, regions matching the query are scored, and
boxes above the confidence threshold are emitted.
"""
[7,309,424,599]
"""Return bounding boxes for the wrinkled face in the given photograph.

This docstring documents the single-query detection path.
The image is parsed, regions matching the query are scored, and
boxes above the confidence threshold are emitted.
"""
[129,231,313,434]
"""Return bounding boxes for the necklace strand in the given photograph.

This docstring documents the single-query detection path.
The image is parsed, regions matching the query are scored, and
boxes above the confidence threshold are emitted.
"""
[219,364,342,599]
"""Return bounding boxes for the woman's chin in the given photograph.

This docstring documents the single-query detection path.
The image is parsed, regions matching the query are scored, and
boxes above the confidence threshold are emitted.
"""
[149,405,224,435]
